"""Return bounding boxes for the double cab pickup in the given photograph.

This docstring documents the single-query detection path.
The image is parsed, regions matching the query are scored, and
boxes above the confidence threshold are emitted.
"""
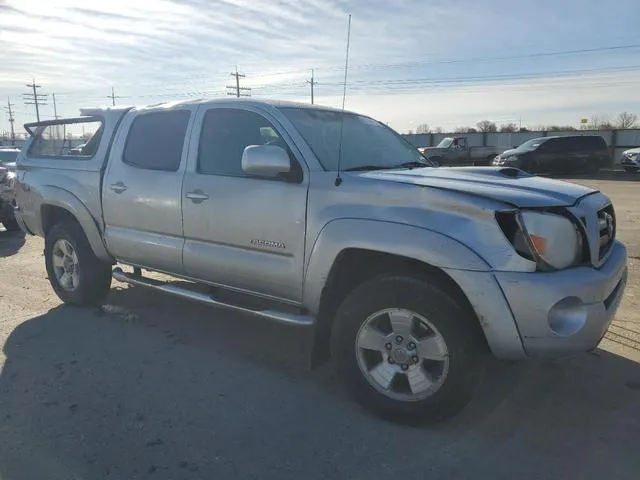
[14,99,627,423]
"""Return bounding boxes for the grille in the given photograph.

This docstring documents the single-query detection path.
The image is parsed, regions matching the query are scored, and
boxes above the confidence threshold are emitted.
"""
[597,205,615,260]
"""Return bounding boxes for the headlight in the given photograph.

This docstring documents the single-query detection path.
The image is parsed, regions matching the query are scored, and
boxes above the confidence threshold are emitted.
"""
[519,211,582,269]
[496,210,583,270]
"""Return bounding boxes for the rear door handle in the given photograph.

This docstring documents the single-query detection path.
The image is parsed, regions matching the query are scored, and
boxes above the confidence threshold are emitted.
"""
[109,181,128,194]
[185,190,209,203]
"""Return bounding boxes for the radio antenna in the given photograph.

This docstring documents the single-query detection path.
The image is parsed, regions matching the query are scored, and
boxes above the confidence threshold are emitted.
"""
[334,13,352,187]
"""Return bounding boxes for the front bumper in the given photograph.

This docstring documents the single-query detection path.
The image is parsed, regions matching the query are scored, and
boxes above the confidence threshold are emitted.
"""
[621,158,639,170]
[494,240,627,356]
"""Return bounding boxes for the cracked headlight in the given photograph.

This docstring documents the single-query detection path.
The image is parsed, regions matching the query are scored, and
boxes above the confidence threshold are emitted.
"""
[497,210,583,270]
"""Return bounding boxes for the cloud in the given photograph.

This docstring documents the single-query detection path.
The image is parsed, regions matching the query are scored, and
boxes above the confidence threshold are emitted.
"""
[1,0,639,133]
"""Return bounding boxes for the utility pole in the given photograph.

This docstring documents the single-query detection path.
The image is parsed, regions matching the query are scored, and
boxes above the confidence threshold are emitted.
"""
[306,69,318,104]
[52,92,59,119]
[4,98,16,144]
[106,86,121,106]
[226,67,251,97]
[24,79,47,122]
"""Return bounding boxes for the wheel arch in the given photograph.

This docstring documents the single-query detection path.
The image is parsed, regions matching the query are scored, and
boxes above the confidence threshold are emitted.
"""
[304,219,491,368]
[39,187,112,262]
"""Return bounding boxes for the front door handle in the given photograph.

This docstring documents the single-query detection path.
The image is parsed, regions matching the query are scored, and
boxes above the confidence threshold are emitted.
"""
[185,190,209,203]
[109,181,128,194]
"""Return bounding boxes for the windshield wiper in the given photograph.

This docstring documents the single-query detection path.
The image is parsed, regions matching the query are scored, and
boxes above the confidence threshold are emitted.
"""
[389,161,430,169]
[344,165,393,171]
[345,161,431,172]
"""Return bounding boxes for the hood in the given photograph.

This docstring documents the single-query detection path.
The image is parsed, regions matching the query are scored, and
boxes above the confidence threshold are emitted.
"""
[360,166,595,208]
[623,147,640,155]
[419,147,446,155]
[500,148,519,157]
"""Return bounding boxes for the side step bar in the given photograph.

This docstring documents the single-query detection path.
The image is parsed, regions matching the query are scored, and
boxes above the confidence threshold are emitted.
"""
[112,268,314,327]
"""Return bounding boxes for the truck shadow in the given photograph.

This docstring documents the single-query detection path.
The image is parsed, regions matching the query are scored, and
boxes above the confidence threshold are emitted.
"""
[1,286,639,479]
[0,228,25,257]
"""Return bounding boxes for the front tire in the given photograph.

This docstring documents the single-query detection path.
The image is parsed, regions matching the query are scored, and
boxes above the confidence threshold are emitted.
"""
[2,218,21,231]
[333,275,485,424]
[45,221,112,306]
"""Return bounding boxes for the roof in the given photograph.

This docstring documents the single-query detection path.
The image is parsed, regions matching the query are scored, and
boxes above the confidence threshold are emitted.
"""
[79,97,347,115]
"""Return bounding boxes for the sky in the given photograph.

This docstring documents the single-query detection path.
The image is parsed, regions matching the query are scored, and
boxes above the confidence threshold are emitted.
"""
[1,0,640,135]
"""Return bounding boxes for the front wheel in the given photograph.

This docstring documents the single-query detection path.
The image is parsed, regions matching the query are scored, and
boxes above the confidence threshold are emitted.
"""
[333,275,485,424]
[2,218,21,231]
[45,221,112,306]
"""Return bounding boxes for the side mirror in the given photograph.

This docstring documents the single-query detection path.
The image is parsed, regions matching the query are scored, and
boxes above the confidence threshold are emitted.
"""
[242,144,291,177]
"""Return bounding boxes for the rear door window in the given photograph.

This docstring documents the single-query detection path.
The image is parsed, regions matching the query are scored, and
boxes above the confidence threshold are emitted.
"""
[28,120,103,158]
[123,111,190,171]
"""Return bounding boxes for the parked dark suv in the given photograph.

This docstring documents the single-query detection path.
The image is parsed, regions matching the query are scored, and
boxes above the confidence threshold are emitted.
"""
[492,135,611,174]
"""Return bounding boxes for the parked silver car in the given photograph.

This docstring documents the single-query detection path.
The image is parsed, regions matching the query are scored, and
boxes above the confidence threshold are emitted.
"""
[621,147,640,172]
[0,147,20,231]
[14,100,628,424]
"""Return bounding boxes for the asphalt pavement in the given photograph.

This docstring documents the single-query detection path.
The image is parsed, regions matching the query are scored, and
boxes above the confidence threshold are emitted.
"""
[0,176,639,479]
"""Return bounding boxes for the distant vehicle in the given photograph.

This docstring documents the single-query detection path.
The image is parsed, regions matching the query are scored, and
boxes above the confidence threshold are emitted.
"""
[419,136,500,166]
[68,143,86,155]
[492,135,611,174]
[0,147,20,231]
[620,147,640,173]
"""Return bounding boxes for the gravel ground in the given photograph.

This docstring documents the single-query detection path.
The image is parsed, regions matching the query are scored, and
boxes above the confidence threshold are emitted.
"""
[1,175,639,480]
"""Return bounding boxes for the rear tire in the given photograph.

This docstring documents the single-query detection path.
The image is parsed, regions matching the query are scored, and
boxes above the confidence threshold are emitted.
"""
[45,221,112,306]
[333,275,485,425]
[2,218,20,231]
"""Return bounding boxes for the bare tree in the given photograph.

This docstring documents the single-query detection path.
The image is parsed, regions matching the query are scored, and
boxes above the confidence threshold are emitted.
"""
[454,126,477,133]
[586,114,614,130]
[547,125,577,132]
[476,120,497,132]
[616,112,638,129]
[434,126,444,134]
[499,123,518,133]
[407,130,414,135]
[416,123,430,134]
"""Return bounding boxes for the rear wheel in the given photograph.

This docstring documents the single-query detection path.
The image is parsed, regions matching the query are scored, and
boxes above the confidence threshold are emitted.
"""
[45,221,112,306]
[333,275,485,424]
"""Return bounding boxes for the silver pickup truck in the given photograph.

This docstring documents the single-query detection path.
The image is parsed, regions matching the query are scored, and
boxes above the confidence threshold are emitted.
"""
[14,99,627,424]
[419,136,500,166]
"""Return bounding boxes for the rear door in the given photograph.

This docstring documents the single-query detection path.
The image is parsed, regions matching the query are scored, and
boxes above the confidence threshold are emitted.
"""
[181,104,309,303]
[535,138,559,172]
[102,106,196,273]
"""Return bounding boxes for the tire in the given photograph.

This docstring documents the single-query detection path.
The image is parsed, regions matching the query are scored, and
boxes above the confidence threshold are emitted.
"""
[2,218,21,231]
[333,275,485,425]
[45,221,112,306]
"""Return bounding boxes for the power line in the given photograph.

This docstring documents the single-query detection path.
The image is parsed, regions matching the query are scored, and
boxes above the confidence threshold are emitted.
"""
[226,67,251,98]
[306,69,318,104]
[106,86,122,106]
[23,79,47,122]
[4,98,16,144]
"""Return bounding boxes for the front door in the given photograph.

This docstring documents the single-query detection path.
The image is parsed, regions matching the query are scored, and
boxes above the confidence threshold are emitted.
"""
[103,107,195,273]
[181,105,308,303]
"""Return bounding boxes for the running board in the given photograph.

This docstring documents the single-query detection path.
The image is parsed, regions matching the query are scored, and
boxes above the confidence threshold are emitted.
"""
[112,268,314,327]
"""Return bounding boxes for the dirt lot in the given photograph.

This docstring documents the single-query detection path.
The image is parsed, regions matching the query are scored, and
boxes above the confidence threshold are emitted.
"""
[1,175,639,480]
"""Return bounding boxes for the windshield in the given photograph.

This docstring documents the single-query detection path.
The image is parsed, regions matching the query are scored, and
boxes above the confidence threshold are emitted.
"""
[436,138,454,148]
[0,150,19,164]
[279,107,431,171]
[514,137,548,152]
